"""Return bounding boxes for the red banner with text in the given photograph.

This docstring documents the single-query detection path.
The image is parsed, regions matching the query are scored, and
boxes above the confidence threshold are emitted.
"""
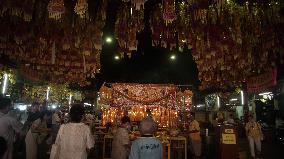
[247,68,277,93]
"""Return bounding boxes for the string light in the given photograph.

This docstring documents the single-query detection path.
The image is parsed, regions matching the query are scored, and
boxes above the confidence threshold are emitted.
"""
[102,106,178,127]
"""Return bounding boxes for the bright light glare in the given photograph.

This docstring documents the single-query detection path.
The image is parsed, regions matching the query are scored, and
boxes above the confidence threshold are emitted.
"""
[51,105,57,109]
[106,37,112,43]
[259,92,272,96]
[197,104,205,108]
[217,96,220,108]
[46,87,50,100]
[84,103,92,106]
[241,90,244,105]
[230,98,238,101]
[114,55,120,60]
[130,7,133,15]
[2,73,8,94]
[18,105,27,111]
[69,94,72,105]
[170,55,176,60]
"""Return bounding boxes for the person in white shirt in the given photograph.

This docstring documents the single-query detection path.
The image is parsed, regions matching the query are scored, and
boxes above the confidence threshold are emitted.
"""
[51,109,61,142]
[227,114,235,125]
[25,111,52,159]
[0,97,23,159]
[111,116,131,159]
[52,104,94,159]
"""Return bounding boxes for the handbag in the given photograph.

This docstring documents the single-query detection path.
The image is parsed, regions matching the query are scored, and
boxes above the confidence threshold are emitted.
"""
[50,144,60,159]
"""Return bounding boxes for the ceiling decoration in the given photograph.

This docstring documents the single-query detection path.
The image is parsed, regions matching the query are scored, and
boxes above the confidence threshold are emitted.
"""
[0,0,283,90]
[150,0,284,90]
[47,0,65,20]
[0,0,108,86]
[115,1,144,58]
[163,0,177,24]
[74,0,89,18]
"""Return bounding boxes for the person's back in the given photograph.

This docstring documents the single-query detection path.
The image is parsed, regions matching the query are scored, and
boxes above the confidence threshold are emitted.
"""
[53,104,94,159]
[55,123,93,159]
[129,137,163,159]
[111,116,131,159]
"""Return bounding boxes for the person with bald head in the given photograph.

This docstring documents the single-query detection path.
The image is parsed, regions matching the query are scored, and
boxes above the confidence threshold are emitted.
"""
[129,109,162,159]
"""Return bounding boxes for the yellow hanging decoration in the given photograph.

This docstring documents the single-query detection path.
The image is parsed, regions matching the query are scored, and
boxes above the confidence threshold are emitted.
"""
[74,0,88,18]
[47,0,65,20]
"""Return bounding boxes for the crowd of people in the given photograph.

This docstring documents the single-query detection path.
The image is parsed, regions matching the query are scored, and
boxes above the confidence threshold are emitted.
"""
[0,96,264,159]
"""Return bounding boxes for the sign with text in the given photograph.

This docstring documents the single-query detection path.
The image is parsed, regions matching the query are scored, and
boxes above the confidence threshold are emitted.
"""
[247,68,277,93]
[224,129,234,133]
[222,133,236,144]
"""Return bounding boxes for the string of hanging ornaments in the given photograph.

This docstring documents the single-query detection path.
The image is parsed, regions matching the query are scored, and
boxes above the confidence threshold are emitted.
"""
[150,0,284,90]
[47,0,65,20]
[74,0,89,18]
[0,0,108,86]
[115,0,145,58]
[0,0,283,90]
[163,0,177,24]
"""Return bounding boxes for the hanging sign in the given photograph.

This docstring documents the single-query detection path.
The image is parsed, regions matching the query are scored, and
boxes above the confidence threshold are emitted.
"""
[247,68,277,93]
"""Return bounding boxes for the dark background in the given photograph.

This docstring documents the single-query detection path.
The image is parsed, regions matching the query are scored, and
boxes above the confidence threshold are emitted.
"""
[92,0,199,90]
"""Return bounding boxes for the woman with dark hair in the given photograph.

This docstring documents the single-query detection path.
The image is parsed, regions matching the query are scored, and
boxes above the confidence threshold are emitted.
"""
[25,110,52,159]
[51,104,94,159]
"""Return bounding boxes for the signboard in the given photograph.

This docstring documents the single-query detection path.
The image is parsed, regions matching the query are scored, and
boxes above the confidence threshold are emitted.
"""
[224,129,234,133]
[216,125,238,159]
[222,133,236,144]
[247,68,277,93]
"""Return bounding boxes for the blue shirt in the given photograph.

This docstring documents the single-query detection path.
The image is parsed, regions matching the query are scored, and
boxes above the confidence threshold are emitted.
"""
[129,137,163,159]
